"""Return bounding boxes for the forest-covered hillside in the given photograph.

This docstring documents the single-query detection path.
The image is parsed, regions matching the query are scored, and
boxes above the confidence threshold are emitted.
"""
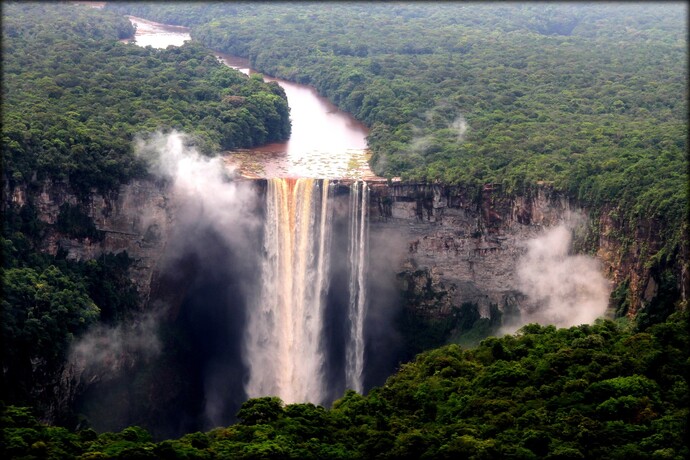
[2,2,290,196]
[106,2,688,269]
[2,311,688,459]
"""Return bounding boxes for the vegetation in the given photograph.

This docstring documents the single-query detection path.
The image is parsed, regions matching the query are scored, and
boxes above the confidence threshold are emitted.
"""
[1,202,140,418]
[2,311,687,459]
[1,2,687,454]
[2,2,290,197]
[106,2,688,268]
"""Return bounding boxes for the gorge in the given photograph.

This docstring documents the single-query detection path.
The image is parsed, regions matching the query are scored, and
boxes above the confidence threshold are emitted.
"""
[3,6,686,445]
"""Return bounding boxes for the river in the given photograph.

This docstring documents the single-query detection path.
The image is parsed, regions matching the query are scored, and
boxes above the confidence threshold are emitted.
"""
[125,16,378,180]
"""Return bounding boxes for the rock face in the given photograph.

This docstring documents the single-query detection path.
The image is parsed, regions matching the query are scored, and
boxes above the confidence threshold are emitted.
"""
[4,176,684,432]
[367,183,577,319]
[5,178,683,321]
[367,181,687,323]
[7,179,175,307]
[595,205,688,318]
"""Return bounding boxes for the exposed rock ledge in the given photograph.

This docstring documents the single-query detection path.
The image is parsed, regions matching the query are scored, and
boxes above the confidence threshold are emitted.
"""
[366,182,685,320]
[367,183,576,318]
[5,178,683,320]
[6,179,175,307]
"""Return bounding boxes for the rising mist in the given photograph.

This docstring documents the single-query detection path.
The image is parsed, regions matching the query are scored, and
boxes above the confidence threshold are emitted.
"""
[505,216,611,333]
[67,131,262,435]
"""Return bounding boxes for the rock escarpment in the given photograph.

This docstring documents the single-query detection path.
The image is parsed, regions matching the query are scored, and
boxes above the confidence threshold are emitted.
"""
[5,178,682,323]
[6,179,175,308]
[368,183,574,320]
[4,176,683,431]
[367,182,685,324]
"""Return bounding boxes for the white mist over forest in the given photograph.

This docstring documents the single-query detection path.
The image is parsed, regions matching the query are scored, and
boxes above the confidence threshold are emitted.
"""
[136,130,261,250]
[68,312,162,377]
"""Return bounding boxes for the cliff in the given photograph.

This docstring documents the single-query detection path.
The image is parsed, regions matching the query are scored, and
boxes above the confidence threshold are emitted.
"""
[5,178,683,324]
[6,179,175,308]
[367,182,686,324]
[4,176,684,433]
[368,183,570,320]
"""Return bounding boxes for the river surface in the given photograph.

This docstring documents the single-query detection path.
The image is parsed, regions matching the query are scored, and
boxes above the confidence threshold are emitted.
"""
[126,16,378,180]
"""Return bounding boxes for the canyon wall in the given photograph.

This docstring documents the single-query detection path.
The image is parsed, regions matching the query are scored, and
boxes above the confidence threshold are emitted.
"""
[367,182,573,321]
[365,181,684,323]
[5,178,682,322]
[595,205,687,318]
[4,176,683,429]
[6,179,175,308]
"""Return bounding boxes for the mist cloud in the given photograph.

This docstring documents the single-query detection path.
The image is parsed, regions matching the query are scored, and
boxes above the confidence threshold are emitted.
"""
[135,131,261,427]
[68,131,260,389]
[409,105,469,157]
[506,219,611,332]
[136,131,260,249]
[450,115,468,142]
[68,312,162,379]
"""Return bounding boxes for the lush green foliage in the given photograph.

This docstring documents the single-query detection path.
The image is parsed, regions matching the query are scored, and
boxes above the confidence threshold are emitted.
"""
[2,311,687,459]
[107,2,688,268]
[1,264,98,402]
[2,2,290,196]
[1,203,140,413]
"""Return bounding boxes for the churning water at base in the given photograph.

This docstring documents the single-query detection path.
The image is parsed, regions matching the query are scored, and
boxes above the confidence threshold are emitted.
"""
[244,178,370,404]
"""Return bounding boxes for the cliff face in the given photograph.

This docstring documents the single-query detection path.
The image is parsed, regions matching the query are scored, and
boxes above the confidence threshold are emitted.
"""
[367,182,685,322]
[595,205,688,319]
[5,177,683,431]
[6,178,682,321]
[7,179,175,307]
[367,183,575,320]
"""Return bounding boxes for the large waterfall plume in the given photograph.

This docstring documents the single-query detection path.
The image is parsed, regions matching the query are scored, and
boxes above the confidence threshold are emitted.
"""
[244,178,371,404]
[244,178,333,404]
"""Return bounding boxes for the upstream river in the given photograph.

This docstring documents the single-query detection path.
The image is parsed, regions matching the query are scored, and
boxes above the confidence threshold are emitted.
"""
[126,16,378,180]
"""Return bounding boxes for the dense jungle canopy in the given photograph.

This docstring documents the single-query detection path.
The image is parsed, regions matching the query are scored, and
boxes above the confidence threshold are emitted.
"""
[3,312,688,458]
[2,2,290,196]
[1,2,688,459]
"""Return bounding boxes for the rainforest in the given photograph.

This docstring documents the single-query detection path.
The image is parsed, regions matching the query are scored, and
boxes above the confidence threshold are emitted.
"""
[1,2,688,459]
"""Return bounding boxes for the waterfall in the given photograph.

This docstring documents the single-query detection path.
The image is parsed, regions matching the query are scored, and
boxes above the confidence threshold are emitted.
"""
[244,178,369,403]
[244,178,333,404]
[346,181,369,393]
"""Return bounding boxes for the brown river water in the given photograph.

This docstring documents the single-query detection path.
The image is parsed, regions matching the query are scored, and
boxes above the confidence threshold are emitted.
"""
[125,16,379,180]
